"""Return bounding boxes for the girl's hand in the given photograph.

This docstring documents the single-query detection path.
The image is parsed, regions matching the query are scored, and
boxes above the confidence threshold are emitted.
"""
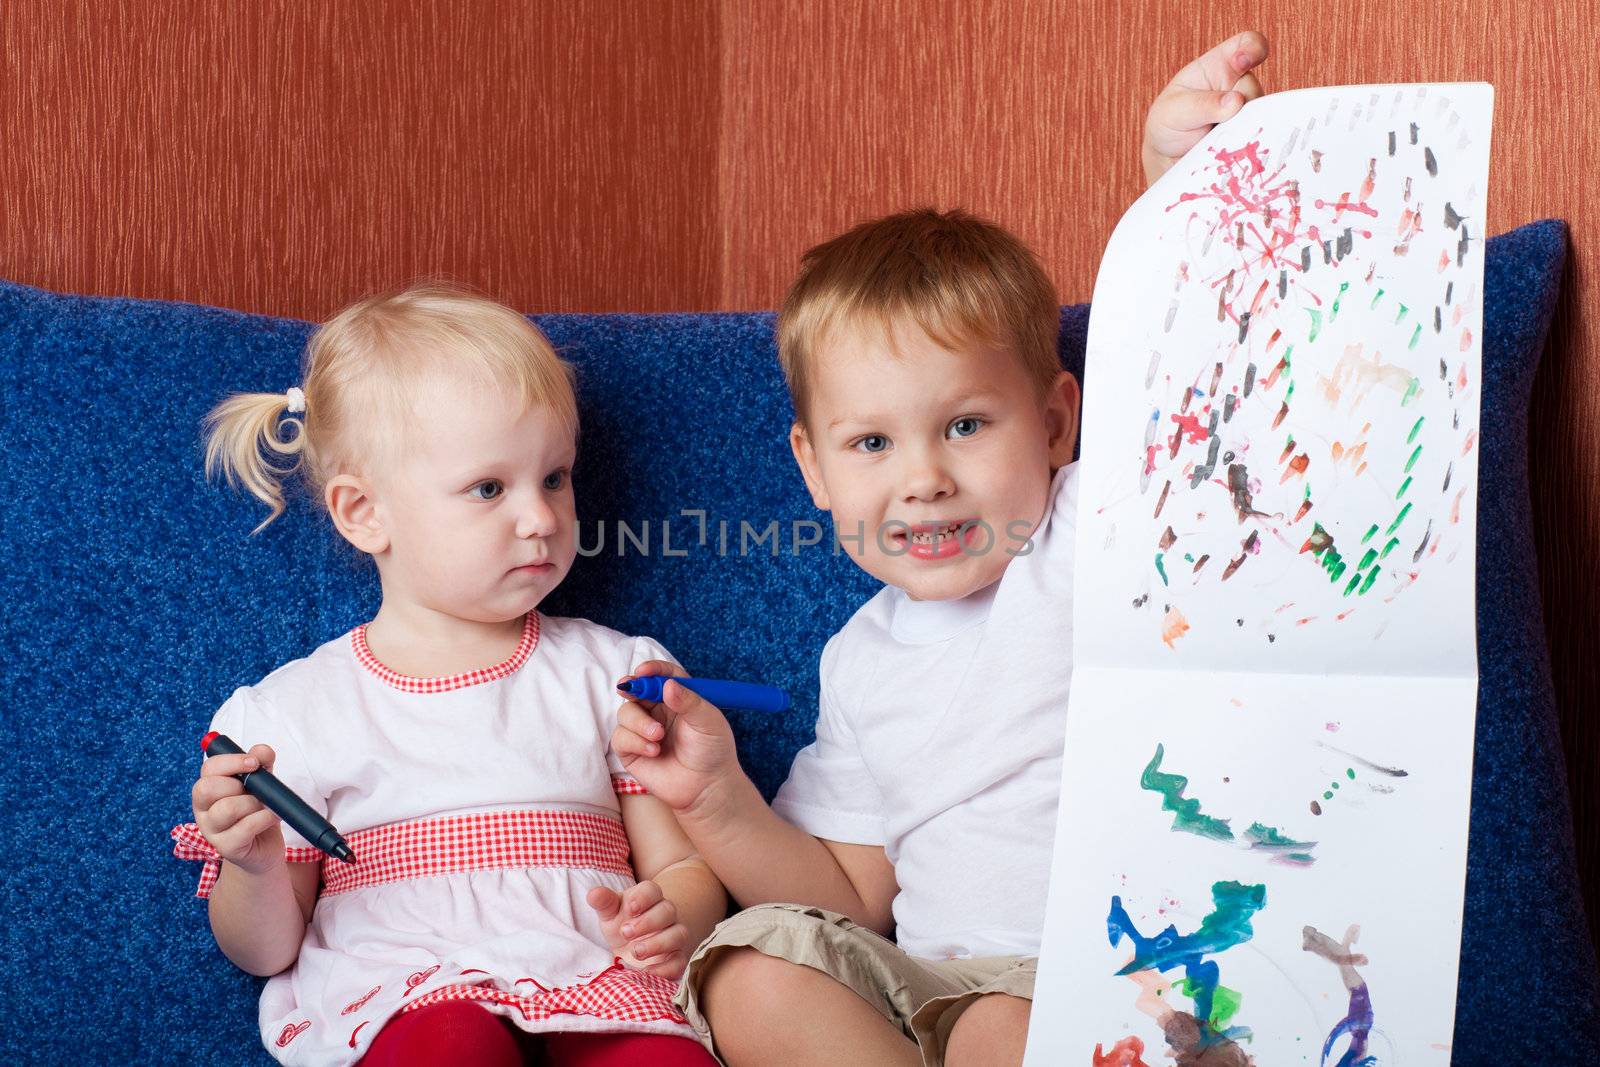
[191,743,287,876]
[586,881,691,978]
[1142,31,1269,186]
[612,661,740,815]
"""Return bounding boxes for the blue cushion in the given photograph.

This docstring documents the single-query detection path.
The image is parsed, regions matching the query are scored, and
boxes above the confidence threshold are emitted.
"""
[0,219,1592,1061]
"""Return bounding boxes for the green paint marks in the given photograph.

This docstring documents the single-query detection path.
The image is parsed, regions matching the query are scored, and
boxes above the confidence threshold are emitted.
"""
[1397,476,1413,498]
[1380,536,1400,560]
[1401,377,1421,405]
[1155,553,1169,586]
[1323,789,1335,799]
[1184,553,1194,563]
[1408,416,1425,444]
[1307,308,1323,342]
[1343,572,1362,597]
[1361,523,1379,545]
[1404,445,1423,473]
[1346,768,1357,780]
[1358,567,1380,595]
[1395,303,1410,324]
[1141,745,1233,841]
[1408,323,1423,350]
[1370,288,1385,309]
[1387,502,1413,535]
[1178,977,1244,1031]
[1330,282,1351,321]
[1244,822,1315,851]
[1357,548,1378,571]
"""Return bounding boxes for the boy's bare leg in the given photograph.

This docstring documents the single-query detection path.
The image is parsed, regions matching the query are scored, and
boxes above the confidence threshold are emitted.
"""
[943,993,1030,1067]
[699,947,921,1067]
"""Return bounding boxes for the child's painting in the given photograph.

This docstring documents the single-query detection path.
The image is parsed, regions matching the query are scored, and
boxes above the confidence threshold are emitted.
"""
[1027,84,1491,1065]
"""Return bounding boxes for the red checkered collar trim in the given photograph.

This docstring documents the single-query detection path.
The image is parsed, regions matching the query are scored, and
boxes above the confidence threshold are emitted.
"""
[351,613,541,694]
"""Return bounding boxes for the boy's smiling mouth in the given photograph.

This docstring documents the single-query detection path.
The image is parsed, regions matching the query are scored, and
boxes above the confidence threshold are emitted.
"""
[896,519,978,560]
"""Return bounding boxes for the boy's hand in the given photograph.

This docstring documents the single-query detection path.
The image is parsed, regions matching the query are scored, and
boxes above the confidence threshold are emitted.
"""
[191,743,286,876]
[612,661,741,814]
[585,880,690,977]
[1143,31,1270,186]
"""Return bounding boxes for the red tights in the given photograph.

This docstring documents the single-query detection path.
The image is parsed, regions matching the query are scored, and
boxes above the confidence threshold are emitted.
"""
[358,1000,717,1066]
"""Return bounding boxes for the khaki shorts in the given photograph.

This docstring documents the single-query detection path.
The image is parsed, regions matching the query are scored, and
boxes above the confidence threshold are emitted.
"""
[674,903,1036,1067]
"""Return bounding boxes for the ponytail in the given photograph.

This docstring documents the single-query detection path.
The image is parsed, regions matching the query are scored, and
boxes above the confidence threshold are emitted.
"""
[202,389,307,533]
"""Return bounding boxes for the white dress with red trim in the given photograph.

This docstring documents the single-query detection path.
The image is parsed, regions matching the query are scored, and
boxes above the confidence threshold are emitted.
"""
[170,613,695,1065]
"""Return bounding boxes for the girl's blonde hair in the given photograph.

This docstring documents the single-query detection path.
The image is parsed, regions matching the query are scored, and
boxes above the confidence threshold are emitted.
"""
[204,283,577,532]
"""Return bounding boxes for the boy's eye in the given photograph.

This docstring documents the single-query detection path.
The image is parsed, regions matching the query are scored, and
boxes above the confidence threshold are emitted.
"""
[854,435,890,454]
[468,480,504,501]
[543,469,568,491]
[948,417,984,439]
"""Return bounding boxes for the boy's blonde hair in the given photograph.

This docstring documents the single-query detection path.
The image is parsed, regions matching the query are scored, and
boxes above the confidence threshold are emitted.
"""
[203,283,576,532]
[777,208,1062,423]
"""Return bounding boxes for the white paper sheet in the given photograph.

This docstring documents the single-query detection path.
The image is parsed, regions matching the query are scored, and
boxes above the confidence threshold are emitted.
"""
[1027,83,1491,1066]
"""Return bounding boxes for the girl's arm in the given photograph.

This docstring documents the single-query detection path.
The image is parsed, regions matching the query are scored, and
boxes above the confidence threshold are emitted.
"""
[585,793,728,976]
[208,860,318,976]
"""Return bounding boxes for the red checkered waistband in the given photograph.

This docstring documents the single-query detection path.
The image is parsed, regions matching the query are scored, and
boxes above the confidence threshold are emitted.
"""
[171,808,635,899]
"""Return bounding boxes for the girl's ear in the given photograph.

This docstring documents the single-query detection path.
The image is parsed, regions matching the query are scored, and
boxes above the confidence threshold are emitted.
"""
[789,421,831,511]
[325,475,389,555]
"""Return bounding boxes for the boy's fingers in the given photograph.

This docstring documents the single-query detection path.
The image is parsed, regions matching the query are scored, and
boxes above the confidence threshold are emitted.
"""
[660,680,725,727]
[624,659,687,682]
[618,703,666,741]
[610,726,657,759]
[1180,30,1269,92]
[1162,88,1245,134]
[1232,72,1264,103]
[586,885,622,921]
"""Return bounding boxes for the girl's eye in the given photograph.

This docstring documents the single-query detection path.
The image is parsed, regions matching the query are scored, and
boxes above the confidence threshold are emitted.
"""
[469,480,504,501]
[854,435,890,454]
[543,469,568,491]
[948,417,984,439]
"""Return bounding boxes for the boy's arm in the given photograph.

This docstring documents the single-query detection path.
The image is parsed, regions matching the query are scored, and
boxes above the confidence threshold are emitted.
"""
[1142,31,1270,186]
[683,768,899,935]
[612,665,899,935]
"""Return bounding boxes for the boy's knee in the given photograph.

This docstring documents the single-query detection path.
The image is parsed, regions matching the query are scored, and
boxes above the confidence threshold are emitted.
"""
[699,946,809,1022]
[943,993,1030,1067]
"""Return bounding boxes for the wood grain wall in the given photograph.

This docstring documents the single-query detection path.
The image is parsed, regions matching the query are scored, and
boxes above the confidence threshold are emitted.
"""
[5,0,1594,942]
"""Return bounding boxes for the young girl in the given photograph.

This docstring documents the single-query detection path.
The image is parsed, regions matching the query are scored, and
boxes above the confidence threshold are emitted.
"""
[170,285,724,1067]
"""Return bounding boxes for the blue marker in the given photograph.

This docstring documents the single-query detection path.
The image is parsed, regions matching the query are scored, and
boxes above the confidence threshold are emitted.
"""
[617,675,791,714]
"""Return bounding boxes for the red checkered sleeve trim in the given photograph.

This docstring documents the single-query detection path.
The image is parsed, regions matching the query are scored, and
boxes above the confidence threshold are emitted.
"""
[352,613,540,693]
[169,822,324,899]
[399,958,685,1026]
[610,774,647,795]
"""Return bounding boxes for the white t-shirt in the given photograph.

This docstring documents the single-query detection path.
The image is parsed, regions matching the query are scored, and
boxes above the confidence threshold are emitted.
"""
[772,463,1078,960]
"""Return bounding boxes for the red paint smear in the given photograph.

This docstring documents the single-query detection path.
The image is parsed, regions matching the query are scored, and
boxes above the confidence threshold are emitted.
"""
[1093,1037,1151,1067]
[1315,193,1379,220]
[1438,249,1451,272]
[1279,452,1309,484]
[1171,412,1208,444]
[1458,363,1469,391]
[1262,357,1288,389]
[1461,430,1478,455]
[1267,328,1282,350]
[1144,446,1157,476]
[1460,327,1473,352]
[1451,488,1467,523]
[1293,499,1313,523]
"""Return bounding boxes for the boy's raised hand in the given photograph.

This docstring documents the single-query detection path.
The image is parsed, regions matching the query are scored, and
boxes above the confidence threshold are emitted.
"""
[585,880,691,977]
[1143,31,1270,186]
[191,742,287,876]
[612,660,740,814]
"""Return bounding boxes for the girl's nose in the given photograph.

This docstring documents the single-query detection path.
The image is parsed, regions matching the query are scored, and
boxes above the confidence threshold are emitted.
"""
[515,494,559,539]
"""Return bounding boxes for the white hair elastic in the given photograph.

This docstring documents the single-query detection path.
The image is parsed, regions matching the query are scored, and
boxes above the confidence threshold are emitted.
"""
[284,386,306,414]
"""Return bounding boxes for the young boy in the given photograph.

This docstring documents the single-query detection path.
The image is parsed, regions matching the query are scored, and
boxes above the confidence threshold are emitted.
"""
[612,33,1270,1067]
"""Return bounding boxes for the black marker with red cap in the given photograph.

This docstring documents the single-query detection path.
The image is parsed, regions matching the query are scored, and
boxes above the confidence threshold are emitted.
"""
[202,731,357,865]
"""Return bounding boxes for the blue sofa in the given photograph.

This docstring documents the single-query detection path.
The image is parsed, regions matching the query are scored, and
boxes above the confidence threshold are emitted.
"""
[2,219,1596,1062]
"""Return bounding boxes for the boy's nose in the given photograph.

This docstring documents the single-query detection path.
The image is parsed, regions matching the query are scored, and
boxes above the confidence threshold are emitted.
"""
[901,454,955,502]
